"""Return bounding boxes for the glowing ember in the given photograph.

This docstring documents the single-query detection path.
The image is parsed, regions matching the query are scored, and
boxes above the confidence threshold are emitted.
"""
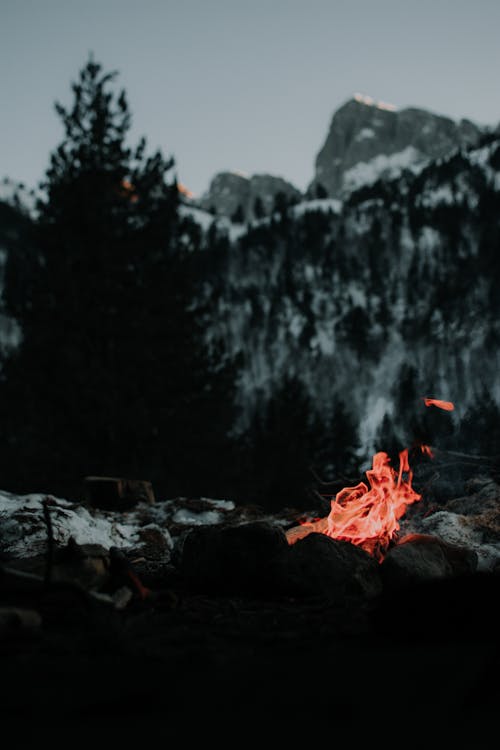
[423,397,455,411]
[178,182,195,199]
[286,450,421,561]
[420,444,434,458]
[120,179,138,203]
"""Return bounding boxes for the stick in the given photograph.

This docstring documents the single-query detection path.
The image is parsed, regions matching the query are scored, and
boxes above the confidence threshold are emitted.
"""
[42,497,55,587]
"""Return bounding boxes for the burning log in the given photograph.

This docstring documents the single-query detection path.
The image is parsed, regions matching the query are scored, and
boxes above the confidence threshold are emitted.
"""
[286,449,421,561]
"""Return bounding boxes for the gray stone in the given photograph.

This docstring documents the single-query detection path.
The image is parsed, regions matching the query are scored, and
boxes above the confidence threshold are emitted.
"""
[381,534,477,590]
[309,97,483,198]
[199,171,302,221]
[271,532,382,601]
[180,521,289,593]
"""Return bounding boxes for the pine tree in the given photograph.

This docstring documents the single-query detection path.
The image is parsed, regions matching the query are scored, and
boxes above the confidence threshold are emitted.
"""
[231,204,245,224]
[253,196,265,220]
[0,57,234,497]
[243,377,318,510]
[315,183,328,199]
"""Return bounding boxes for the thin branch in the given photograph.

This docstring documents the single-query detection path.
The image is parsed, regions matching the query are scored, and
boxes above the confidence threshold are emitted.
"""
[42,497,55,587]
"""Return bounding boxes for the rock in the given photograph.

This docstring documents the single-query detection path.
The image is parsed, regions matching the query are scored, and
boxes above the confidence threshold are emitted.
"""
[180,521,289,593]
[0,607,42,639]
[309,96,482,198]
[199,171,302,221]
[0,490,172,572]
[271,533,382,601]
[381,534,477,590]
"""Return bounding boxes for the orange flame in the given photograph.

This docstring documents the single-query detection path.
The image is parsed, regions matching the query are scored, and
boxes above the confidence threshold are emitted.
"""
[286,450,421,561]
[423,398,454,411]
[420,444,434,458]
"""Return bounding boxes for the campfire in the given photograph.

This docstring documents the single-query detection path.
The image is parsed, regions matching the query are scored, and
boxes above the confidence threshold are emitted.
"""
[286,397,457,561]
[0,399,499,724]
[286,449,421,560]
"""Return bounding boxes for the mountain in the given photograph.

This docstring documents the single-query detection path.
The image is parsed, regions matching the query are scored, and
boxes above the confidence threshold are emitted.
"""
[199,171,302,222]
[2,100,500,481]
[200,132,500,461]
[308,95,484,198]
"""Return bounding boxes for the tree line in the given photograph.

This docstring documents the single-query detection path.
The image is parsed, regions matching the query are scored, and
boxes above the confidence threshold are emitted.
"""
[0,58,351,509]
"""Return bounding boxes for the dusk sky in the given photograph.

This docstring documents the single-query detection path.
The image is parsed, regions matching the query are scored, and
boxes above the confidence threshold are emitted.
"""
[2,0,500,197]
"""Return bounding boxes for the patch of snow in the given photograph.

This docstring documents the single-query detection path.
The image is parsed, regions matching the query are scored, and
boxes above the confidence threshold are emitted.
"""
[199,497,235,511]
[355,127,375,142]
[467,143,496,169]
[0,177,39,217]
[178,203,217,231]
[311,327,334,356]
[292,199,342,217]
[418,183,455,209]
[178,203,248,242]
[418,226,441,254]
[343,146,422,193]
[304,264,315,283]
[289,314,305,339]
[172,508,224,526]
[348,284,367,308]
[229,170,249,179]
[419,510,500,571]
[0,491,143,558]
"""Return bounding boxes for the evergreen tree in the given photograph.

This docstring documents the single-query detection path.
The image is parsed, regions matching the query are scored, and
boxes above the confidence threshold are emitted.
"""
[243,377,318,510]
[253,196,265,220]
[314,398,360,480]
[459,387,500,455]
[231,204,245,224]
[315,183,328,199]
[0,57,234,498]
[272,191,290,218]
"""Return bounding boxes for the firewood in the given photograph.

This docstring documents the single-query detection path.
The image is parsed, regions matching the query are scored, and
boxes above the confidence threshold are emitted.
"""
[0,564,123,610]
[83,476,155,510]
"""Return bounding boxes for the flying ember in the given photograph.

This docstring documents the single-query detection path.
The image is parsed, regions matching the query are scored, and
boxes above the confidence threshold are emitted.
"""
[423,397,455,411]
[286,449,422,561]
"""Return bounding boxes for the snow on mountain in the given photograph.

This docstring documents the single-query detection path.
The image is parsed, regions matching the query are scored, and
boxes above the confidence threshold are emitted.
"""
[342,145,424,192]
[1,97,499,466]
[201,135,500,459]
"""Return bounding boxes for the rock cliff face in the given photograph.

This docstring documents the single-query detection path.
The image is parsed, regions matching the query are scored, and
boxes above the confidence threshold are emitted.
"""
[199,171,302,221]
[309,96,483,198]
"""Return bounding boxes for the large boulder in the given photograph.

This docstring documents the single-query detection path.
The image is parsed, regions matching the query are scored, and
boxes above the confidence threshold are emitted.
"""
[180,521,289,594]
[271,533,382,601]
[381,533,477,590]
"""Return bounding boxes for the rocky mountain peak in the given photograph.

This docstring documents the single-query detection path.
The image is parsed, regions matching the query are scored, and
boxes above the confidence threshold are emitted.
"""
[199,171,302,222]
[309,95,483,198]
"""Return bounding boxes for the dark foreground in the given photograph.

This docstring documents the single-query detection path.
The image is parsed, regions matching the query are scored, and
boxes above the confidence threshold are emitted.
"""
[1,573,498,742]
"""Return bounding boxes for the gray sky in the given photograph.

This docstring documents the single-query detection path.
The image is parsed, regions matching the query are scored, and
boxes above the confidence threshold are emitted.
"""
[2,0,500,197]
